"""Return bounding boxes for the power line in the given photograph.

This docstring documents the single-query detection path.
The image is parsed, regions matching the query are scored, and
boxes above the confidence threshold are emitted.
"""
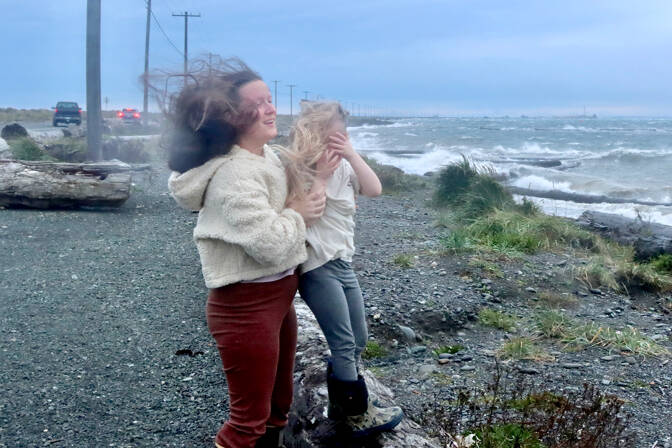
[148,5,183,58]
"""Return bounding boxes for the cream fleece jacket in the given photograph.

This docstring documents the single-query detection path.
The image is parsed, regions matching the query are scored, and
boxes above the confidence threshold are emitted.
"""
[168,144,307,288]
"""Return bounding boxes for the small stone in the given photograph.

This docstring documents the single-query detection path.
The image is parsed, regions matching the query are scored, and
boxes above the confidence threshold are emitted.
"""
[517,367,540,374]
[601,355,620,361]
[601,379,611,385]
[397,325,416,343]
[418,364,437,377]
[577,290,589,297]
[651,334,667,341]
[589,288,602,295]
[438,353,453,360]
[562,363,584,369]
[525,287,537,293]
[556,260,568,267]
[409,346,427,355]
[438,358,451,365]
[625,357,637,365]
[481,278,492,285]
[460,365,476,372]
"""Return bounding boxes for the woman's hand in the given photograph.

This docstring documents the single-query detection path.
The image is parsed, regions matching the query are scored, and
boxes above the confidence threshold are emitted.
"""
[287,190,326,226]
[327,132,356,161]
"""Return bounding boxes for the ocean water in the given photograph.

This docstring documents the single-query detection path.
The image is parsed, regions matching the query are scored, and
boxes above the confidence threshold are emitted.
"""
[347,117,672,226]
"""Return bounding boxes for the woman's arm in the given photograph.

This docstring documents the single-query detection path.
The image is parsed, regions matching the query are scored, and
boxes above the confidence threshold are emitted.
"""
[328,132,382,197]
[204,167,312,266]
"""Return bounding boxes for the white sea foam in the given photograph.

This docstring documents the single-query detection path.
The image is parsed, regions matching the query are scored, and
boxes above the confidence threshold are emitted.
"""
[366,149,463,175]
[514,195,672,227]
[404,132,418,136]
[510,175,574,193]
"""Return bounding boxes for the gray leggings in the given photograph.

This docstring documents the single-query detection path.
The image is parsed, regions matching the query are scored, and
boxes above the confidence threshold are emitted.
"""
[298,259,368,382]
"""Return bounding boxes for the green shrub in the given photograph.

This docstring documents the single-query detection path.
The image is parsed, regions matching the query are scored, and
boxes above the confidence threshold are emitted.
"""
[499,337,553,361]
[9,137,53,161]
[434,156,476,206]
[466,211,596,255]
[433,344,464,356]
[650,254,672,274]
[478,308,518,332]
[534,310,573,338]
[462,176,514,219]
[470,423,545,448]
[362,340,387,359]
[392,253,414,268]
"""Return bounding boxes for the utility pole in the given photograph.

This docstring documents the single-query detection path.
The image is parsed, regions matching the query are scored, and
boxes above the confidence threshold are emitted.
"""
[172,11,200,86]
[143,0,151,126]
[208,52,214,77]
[287,84,296,118]
[303,90,310,100]
[86,0,102,161]
[272,80,279,109]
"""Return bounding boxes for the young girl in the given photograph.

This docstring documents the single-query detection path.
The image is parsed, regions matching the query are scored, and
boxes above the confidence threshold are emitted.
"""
[283,102,403,437]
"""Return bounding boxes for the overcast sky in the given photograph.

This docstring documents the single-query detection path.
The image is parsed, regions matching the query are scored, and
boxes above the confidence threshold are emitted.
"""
[2,0,671,116]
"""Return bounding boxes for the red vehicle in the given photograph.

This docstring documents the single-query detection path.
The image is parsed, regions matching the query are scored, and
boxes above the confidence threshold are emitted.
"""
[117,108,141,125]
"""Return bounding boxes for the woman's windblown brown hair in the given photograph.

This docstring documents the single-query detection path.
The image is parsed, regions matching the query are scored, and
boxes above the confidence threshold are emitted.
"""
[150,56,262,173]
[281,101,348,200]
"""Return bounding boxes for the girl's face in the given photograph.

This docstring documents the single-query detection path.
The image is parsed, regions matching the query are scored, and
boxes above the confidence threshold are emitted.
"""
[237,80,277,146]
[325,119,346,140]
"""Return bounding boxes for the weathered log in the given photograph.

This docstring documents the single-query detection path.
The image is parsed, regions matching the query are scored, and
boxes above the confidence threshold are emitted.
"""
[0,159,132,209]
[576,211,672,260]
[508,186,672,207]
[285,302,441,448]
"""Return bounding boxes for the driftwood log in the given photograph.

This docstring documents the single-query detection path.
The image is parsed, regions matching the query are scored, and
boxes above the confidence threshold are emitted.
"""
[576,211,672,260]
[508,186,672,207]
[285,302,441,448]
[0,159,136,209]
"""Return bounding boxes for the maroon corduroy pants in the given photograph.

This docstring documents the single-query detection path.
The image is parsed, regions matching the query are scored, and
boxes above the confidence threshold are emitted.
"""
[206,274,298,448]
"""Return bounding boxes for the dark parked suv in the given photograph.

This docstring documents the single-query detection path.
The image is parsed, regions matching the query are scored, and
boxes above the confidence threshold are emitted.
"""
[53,102,82,126]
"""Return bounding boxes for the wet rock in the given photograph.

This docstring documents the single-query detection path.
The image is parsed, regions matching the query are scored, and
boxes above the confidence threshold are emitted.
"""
[1,123,28,140]
[398,325,417,343]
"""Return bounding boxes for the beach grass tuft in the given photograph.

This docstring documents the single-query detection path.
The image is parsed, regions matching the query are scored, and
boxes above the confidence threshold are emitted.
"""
[362,340,388,359]
[478,308,518,332]
[392,253,414,268]
[498,337,553,361]
[9,137,55,161]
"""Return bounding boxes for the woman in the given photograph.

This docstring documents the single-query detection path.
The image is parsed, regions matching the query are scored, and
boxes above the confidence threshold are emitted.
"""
[166,58,325,448]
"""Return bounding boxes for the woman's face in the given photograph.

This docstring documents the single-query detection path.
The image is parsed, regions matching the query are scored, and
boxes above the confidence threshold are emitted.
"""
[237,80,277,146]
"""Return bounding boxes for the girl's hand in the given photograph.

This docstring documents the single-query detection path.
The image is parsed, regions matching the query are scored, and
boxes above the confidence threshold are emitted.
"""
[315,148,341,180]
[288,190,326,226]
[327,132,356,161]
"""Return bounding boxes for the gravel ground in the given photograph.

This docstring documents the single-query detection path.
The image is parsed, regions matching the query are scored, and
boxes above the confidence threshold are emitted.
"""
[1,159,671,447]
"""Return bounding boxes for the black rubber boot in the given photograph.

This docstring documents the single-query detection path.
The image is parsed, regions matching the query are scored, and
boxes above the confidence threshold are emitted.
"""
[254,426,284,448]
[326,368,404,437]
[326,371,369,419]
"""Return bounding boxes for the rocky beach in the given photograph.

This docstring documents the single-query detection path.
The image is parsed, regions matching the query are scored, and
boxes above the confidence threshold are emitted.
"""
[1,136,671,447]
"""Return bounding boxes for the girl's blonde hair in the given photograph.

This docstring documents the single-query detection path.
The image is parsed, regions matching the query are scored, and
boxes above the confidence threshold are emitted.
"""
[281,101,348,200]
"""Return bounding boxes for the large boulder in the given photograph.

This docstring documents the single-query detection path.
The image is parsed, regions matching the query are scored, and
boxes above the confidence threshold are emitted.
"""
[1,123,28,140]
[285,302,441,447]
